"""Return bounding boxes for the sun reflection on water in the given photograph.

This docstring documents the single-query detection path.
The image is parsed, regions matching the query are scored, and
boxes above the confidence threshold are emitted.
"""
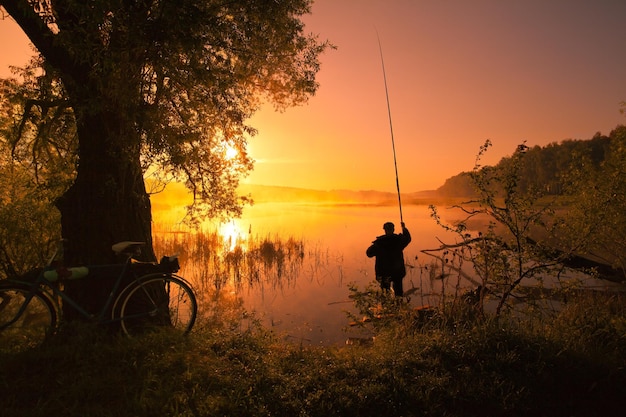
[218,220,248,252]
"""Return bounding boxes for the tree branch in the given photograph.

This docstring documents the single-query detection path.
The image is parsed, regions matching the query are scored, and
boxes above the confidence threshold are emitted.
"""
[1,0,74,75]
[14,97,69,147]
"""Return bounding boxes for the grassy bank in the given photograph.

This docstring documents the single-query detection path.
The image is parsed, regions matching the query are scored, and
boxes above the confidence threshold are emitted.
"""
[1,290,625,417]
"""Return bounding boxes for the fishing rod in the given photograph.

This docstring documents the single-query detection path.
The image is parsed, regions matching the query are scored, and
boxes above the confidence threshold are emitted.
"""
[376,31,403,225]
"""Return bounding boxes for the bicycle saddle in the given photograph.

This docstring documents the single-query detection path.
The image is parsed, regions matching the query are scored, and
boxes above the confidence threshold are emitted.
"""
[112,241,145,255]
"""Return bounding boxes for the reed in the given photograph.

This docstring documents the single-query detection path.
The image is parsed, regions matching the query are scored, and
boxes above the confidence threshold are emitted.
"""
[152,226,318,301]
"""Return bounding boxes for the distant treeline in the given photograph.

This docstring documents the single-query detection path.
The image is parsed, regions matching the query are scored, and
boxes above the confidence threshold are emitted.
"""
[237,184,400,204]
[435,127,623,198]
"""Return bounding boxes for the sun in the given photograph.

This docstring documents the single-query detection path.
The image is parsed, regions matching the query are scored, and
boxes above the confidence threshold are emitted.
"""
[224,144,239,160]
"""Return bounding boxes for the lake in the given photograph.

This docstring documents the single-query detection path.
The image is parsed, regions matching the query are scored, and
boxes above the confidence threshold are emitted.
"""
[156,202,475,346]
[154,201,624,346]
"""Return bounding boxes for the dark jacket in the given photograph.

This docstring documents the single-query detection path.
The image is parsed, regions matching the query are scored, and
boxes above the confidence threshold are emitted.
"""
[366,226,411,279]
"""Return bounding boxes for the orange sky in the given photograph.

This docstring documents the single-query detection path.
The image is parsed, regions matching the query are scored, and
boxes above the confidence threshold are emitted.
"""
[2,1,626,193]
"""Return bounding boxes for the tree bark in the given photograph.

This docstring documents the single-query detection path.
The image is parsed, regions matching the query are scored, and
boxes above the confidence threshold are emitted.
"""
[55,109,155,319]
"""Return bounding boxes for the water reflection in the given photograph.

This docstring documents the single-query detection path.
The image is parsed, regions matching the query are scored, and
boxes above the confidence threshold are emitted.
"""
[154,203,474,345]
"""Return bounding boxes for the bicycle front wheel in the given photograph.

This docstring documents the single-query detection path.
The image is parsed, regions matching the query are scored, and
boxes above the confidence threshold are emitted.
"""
[0,285,57,353]
[118,274,197,336]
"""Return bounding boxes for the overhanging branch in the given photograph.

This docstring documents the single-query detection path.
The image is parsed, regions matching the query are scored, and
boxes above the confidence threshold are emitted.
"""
[14,97,69,149]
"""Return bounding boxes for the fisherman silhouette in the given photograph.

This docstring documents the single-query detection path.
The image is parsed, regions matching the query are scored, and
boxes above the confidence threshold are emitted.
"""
[366,221,411,296]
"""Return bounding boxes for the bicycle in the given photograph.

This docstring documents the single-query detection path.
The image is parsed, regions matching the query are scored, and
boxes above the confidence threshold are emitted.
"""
[0,240,197,353]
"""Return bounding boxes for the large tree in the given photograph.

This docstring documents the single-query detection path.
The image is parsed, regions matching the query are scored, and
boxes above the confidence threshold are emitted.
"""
[0,0,327,313]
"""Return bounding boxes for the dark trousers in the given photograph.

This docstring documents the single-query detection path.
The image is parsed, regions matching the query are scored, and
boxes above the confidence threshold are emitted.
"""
[378,276,403,297]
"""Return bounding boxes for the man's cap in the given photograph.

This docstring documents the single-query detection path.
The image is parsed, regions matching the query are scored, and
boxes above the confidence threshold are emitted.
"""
[383,222,395,231]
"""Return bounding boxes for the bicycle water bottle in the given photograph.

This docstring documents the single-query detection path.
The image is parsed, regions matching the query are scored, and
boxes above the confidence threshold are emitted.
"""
[43,266,89,282]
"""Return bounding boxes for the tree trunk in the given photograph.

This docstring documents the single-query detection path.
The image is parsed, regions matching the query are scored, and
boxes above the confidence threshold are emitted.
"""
[55,110,154,320]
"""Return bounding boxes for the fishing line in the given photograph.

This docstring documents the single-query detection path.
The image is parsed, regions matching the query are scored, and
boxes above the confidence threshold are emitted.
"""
[376,31,403,224]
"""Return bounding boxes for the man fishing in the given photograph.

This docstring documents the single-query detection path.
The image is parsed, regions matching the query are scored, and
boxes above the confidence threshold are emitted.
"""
[367,33,411,296]
[366,221,411,296]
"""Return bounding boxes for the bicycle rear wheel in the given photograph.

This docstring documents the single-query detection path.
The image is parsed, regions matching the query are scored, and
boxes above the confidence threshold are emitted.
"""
[0,285,57,353]
[118,274,197,336]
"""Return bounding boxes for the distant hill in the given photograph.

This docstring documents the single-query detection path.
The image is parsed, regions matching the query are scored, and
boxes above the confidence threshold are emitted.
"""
[151,181,442,210]
[237,184,441,205]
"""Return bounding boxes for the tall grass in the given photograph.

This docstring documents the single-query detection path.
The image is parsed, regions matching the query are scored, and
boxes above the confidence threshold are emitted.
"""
[1,288,624,417]
[153,226,310,296]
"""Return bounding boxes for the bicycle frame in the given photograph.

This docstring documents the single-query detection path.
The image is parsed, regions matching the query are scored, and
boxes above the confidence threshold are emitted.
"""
[8,257,137,327]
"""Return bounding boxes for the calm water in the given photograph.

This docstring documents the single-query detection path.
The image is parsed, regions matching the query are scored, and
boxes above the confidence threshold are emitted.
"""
[197,203,470,346]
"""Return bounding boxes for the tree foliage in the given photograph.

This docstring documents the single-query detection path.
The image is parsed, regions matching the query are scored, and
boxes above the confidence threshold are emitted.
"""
[0,0,329,265]
[1,0,327,218]
[436,132,612,198]
[427,128,626,316]
[428,141,575,316]
[0,60,73,277]
[0,161,60,277]
[562,125,626,274]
